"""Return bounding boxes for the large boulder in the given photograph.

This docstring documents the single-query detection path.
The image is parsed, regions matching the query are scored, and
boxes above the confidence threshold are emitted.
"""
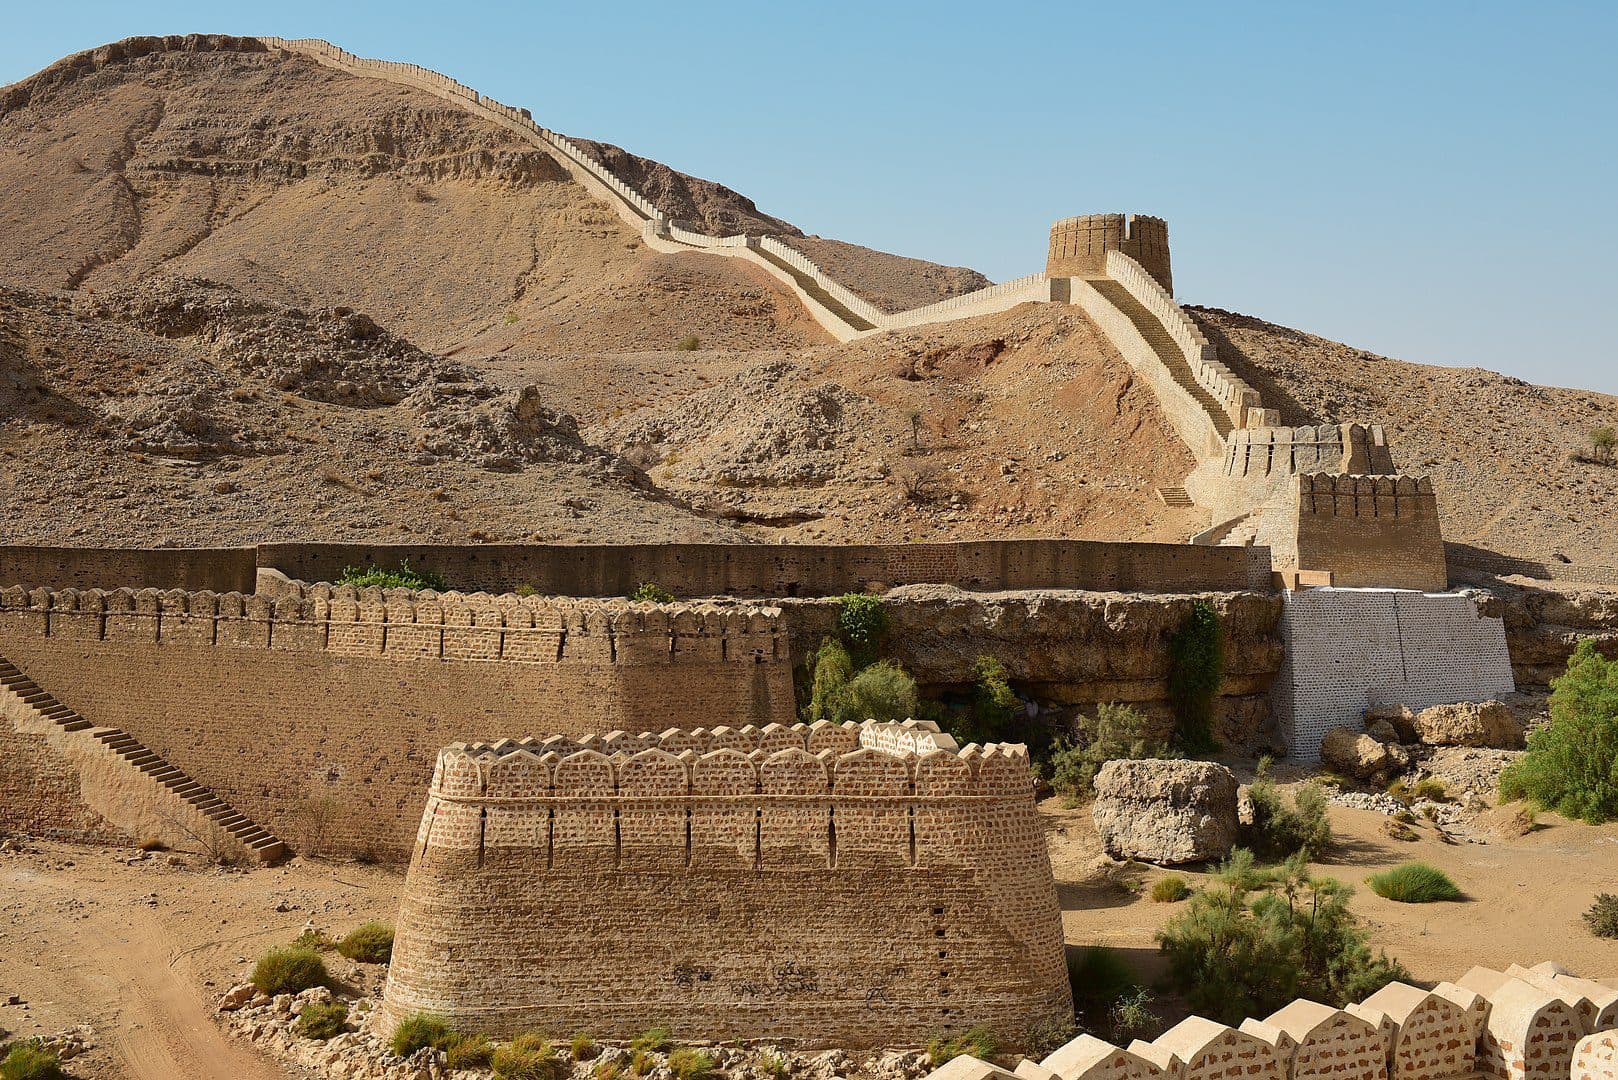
[1365,703,1419,742]
[1092,759,1239,865]
[1321,726,1393,779]
[1413,700,1525,749]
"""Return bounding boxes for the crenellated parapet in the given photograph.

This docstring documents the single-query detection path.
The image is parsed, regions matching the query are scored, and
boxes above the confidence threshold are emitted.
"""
[1048,213,1173,292]
[381,720,1069,1048]
[0,583,785,667]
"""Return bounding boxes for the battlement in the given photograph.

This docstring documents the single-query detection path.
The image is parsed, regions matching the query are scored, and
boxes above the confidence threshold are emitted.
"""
[1296,473,1438,519]
[0,583,784,667]
[1047,213,1173,292]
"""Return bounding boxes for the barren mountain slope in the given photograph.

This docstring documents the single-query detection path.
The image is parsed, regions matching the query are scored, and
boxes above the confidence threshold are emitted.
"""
[0,35,826,356]
[1194,306,1618,564]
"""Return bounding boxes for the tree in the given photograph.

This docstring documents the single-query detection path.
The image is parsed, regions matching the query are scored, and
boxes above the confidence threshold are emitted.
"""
[1167,601,1223,753]
[1500,639,1618,822]
[1157,851,1406,1023]
[835,593,889,668]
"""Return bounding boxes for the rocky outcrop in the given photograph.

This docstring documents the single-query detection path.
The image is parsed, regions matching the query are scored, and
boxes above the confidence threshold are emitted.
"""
[1483,581,1618,686]
[1412,700,1525,749]
[1092,759,1239,865]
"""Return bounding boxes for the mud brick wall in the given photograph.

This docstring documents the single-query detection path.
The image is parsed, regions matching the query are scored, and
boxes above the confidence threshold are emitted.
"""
[0,585,793,858]
[381,733,1069,1048]
[1291,474,1448,591]
[0,545,256,593]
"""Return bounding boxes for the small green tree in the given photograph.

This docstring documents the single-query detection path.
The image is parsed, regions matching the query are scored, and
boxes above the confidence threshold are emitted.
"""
[1167,601,1223,752]
[1591,425,1617,464]
[968,655,1021,744]
[837,661,919,723]
[1157,850,1406,1023]
[836,593,889,668]
[1048,703,1175,804]
[1500,639,1618,822]
[1245,779,1333,859]
[801,638,855,724]
[337,560,447,591]
[628,582,675,604]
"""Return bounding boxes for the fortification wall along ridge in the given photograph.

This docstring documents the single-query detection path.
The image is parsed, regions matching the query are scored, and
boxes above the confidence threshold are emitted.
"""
[381,722,1070,1047]
[0,585,794,857]
[1047,214,1174,292]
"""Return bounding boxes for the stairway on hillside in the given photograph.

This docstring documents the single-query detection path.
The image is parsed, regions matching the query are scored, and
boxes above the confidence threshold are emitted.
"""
[1155,485,1194,507]
[0,656,288,863]
[1087,278,1233,438]
[751,245,877,332]
[1217,517,1262,547]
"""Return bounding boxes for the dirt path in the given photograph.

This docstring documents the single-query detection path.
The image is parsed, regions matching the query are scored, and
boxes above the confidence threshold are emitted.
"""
[0,848,401,1079]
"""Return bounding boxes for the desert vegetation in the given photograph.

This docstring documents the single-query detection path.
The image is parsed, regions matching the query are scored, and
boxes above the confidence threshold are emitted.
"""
[0,1042,63,1080]
[1585,894,1618,938]
[925,1026,996,1067]
[1367,862,1463,903]
[1167,600,1222,752]
[337,921,394,963]
[1500,639,1618,822]
[1046,702,1174,805]
[250,946,329,996]
[293,1000,348,1040]
[336,560,448,592]
[627,582,675,603]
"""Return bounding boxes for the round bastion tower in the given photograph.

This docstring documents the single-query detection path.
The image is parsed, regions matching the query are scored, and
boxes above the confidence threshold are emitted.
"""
[1046,213,1173,293]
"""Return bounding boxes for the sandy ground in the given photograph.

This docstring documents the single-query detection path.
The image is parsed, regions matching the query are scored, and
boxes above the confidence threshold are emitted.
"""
[3,791,1616,1077]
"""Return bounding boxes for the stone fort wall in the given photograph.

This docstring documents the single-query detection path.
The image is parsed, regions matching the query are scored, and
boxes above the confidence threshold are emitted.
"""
[0,584,793,857]
[380,723,1070,1048]
[1047,214,1173,292]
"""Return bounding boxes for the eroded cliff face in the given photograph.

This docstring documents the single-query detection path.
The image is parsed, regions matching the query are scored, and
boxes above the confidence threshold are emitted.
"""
[1477,580,1618,687]
[780,585,1284,749]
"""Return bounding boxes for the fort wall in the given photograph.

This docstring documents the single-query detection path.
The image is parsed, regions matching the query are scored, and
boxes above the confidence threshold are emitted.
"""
[0,545,257,593]
[381,727,1070,1047]
[1291,474,1448,592]
[0,585,793,857]
[1047,214,1173,293]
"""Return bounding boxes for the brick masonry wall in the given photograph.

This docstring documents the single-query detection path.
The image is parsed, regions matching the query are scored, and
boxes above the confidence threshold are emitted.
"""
[380,733,1070,1048]
[1291,475,1448,592]
[1046,214,1173,292]
[0,546,256,592]
[0,586,793,858]
[0,700,122,843]
[1273,587,1515,762]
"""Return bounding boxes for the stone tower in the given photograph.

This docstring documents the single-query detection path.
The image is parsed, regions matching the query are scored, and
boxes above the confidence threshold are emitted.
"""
[1047,213,1172,293]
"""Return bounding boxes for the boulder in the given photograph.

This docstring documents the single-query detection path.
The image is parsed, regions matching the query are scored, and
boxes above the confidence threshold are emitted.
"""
[1321,726,1393,779]
[1092,759,1239,865]
[1366,703,1418,742]
[1414,700,1525,749]
[217,983,255,1011]
[1366,718,1402,744]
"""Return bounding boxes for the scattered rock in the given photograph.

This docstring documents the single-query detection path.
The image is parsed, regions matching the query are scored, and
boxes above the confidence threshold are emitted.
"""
[1321,726,1392,780]
[218,983,256,1011]
[1092,759,1239,865]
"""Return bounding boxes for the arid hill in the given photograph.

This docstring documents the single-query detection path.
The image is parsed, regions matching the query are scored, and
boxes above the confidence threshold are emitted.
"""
[1,34,1613,564]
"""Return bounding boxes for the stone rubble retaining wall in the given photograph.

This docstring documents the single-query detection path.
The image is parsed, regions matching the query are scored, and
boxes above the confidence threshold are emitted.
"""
[935,961,1615,1080]
[380,721,1069,1047]
[1273,586,1515,762]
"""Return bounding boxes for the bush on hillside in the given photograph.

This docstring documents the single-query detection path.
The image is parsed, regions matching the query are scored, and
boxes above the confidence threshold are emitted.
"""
[675,333,701,351]
[1245,779,1332,860]
[493,1033,565,1080]
[630,1027,673,1054]
[1167,601,1223,752]
[1151,876,1191,903]
[628,582,675,604]
[835,593,889,668]
[967,655,1021,744]
[1585,894,1618,938]
[1367,861,1463,903]
[569,1033,599,1061]
[445,1033,494,1070]
[390,1013,457,1058]
[337,560,446,592]
[294,1000,349,1040]
[668,1049,717,1080]
[1158,850,1407,1023]
[0,1043,63,1080]
[926,1026,997,1067]
[1500,640,1618,822]
[251,947,329,996]
[337,921,394,964]
[1048,703,1175,804]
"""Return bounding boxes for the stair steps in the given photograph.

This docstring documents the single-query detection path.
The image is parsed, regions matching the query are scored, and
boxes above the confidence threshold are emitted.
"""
[1088,277,1234,438]
[1156,485,1194,507]
[0,653,289,864]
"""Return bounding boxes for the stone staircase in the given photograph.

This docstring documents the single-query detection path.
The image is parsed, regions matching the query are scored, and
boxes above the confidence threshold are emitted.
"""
[751,244,878,331]
[1155,485,1194,507]
[0,656,289,863]
[1218,517,1262,547]
[1087,277,1234,438]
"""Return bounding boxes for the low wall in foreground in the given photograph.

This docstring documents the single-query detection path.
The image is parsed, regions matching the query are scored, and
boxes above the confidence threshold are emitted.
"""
[381,725,1069,1048]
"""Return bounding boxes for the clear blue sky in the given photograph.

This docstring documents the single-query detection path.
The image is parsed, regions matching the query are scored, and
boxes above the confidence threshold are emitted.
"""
[5,1,1616,393]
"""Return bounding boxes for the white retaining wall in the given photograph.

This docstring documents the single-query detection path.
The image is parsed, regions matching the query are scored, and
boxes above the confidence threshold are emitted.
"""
[1273,587,1515,761]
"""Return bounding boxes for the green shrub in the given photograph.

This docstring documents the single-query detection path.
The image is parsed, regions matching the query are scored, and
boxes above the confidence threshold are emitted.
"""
[1108,987,1160,1042]
[1501,640,1618,822]
[836,592,889,667]
[838,661,919,723]
[1245,779,1332,860]
[1167,601,1223,752]
[0,1043,63,1080]
[1066,946,1139,1031]
[668,1048,717,1080]
[337,921,394,964]
[446,1033,495,1071]
[1414,778,1450,802]
[514,584,540,598]
[390,1012,456,1057]
[251,946,329,996]
[926,1025,997,1066]
[758,1052,790,1080]
[290,927,336,951]
[802,638,855,724]
[1023,1014,1082,1059]
[294,1000,349,1040]
[1584,894,1618,938]
[594,1060,623,1080]
[630,1026,673,1054]
[1367,861,1463,903]
[628,582,675,604]
[1151,876,1191,903]
[1158,850,1407,1023]
[1386,778,1413,804]
[1048,703,1174,804]
[629,1050,653,1077]
[675,333,701,351]
[569,1033,598,1061]
[493,1034,565,1080]
[337,560,447,592]
[968,655,1021,745]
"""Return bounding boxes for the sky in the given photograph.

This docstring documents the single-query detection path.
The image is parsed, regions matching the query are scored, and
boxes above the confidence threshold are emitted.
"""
[4,1,1616,393]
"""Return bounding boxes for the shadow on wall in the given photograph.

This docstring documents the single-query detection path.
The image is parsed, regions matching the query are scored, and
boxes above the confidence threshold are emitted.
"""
[1188,309,1323,428]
